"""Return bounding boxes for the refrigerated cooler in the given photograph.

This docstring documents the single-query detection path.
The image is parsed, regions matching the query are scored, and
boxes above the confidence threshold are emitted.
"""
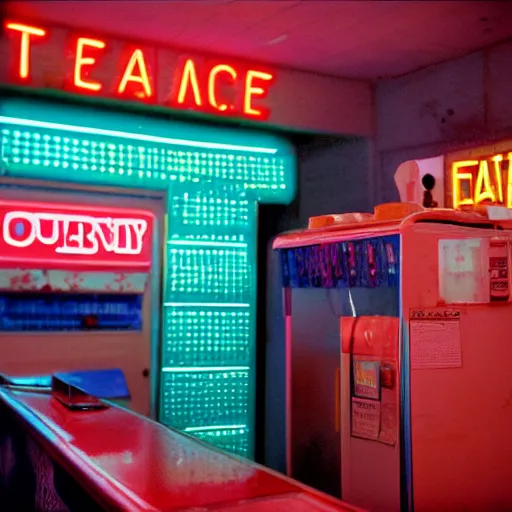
[274,202,512,511]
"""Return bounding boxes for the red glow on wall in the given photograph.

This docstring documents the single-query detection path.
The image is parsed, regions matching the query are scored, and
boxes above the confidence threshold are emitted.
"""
[3,19,276,121]
[0,200,154,272]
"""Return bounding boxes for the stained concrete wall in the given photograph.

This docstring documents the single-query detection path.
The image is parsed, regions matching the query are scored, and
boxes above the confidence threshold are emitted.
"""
[298,137,373,220]
[375,39,512,204]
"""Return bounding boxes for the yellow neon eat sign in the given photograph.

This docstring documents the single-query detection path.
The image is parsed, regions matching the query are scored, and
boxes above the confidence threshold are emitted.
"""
[451,153,512,209]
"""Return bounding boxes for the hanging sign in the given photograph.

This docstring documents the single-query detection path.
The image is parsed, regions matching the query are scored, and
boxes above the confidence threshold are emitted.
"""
[0,199,154,271]
[2,20,275,121]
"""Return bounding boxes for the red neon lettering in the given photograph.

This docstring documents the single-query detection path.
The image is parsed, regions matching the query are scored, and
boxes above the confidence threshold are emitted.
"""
[4,20,276,121]
[208,64,237,112]
[177,58,202,106]
[243,70,273,118]
[74,37,105,92]
[3,211,148,256]
[5,22,46,79]
[118,49,152,98]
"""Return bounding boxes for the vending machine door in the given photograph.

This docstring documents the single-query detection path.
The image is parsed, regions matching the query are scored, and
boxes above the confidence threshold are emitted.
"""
[340,315,401,512]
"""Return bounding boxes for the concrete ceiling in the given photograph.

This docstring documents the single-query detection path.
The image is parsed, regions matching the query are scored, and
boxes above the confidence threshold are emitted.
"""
[5,0,512,80]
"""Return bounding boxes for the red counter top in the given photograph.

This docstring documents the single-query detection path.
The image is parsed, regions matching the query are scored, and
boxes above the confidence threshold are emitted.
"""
[0,388,363,511]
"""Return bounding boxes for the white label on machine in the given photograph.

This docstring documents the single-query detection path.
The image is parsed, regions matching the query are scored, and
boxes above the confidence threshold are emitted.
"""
[410,319,462,370]
[438,238,489,303]
[351,397,381,440]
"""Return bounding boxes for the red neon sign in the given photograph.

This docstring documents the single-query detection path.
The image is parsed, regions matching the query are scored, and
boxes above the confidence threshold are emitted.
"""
[5,22,46,79]
[0,200,154,272]
[4,20,275,121]
[74,37,106,92]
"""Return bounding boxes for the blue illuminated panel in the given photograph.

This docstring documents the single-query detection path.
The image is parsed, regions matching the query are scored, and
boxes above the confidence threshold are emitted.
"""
[279,236,399,290]
[0,292,142,332]
[0,98,296,459]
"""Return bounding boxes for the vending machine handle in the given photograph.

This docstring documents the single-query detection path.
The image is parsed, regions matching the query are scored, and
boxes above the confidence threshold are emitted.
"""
[334,367,340,433]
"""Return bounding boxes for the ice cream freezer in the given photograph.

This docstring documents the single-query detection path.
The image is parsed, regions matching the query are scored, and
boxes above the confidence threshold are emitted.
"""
[273,203,512,512]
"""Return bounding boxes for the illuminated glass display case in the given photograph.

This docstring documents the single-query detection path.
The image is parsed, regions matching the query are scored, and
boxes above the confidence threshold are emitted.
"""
[0,97,296,459]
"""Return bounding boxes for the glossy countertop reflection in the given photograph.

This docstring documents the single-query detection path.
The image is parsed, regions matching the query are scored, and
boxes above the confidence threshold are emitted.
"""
[1,389,361,511]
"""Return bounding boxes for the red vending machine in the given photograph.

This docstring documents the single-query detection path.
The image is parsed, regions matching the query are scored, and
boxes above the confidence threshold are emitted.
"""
[0,199,155,414]
[274,203,512,512]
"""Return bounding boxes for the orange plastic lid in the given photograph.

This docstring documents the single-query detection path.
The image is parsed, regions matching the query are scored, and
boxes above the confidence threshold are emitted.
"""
[308,212,373,229]
[374,202,423,221]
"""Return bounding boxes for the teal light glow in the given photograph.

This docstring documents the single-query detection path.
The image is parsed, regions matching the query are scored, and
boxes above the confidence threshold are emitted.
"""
[187,426,250,455]
[164,302,250,307]
[0,98,296,204]
[167,240,248,248]
[161,366,250,372]
[0,97,297,459]
[0,116,279,154]
[184,424,246,432]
